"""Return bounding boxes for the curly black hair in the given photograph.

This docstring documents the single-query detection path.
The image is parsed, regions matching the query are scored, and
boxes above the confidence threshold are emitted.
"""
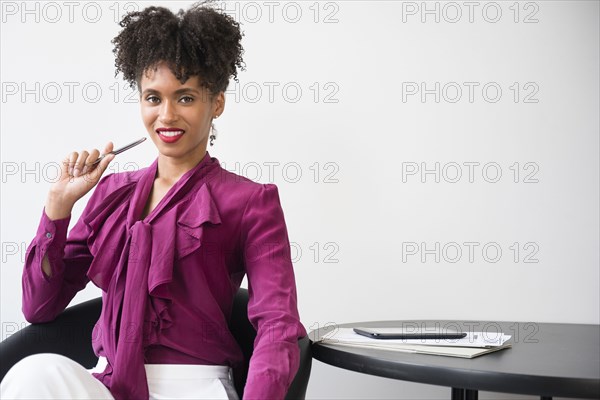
[112,0,245,96]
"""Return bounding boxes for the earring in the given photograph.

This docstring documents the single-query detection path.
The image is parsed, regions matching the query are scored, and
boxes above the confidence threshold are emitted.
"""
[209,122,217,146]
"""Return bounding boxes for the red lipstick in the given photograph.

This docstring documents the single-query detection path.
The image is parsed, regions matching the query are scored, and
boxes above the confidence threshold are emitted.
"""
[156,128,185,144]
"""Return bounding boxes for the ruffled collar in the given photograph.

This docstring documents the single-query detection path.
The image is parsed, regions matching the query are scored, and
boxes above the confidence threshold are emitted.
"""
[127,150,217,228]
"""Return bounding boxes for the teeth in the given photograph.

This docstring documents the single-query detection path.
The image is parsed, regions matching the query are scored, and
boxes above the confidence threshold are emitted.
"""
[159,130,184,137]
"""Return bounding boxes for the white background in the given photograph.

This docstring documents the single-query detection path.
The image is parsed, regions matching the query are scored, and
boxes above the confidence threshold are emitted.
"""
[1,1,598,399]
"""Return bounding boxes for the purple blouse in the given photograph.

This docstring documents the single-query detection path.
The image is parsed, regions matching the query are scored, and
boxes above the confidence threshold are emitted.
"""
[21,151,307,400]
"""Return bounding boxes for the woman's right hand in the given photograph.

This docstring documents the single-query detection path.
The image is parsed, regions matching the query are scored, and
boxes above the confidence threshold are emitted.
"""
[45,142,115,220]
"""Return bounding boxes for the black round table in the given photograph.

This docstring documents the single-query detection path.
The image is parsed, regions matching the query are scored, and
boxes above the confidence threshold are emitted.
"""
[309,320,600,400]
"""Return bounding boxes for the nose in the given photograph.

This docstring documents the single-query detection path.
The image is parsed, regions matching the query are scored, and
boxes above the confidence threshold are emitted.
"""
[158,100,177,124]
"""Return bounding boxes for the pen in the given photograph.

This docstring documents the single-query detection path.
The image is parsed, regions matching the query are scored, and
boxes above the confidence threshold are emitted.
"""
[87,137,147,166]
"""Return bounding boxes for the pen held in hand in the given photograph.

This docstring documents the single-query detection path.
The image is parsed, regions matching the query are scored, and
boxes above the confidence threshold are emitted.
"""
[87,137,147,167]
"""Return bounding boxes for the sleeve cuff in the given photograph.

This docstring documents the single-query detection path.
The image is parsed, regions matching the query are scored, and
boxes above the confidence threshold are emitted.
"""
[37,207,71,245]
[35,208,71,281]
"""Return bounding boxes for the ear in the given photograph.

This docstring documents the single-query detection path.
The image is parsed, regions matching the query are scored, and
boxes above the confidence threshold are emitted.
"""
[213,91,225,117]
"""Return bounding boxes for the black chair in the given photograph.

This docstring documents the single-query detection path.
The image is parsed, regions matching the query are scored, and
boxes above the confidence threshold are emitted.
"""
[0,288,312,399]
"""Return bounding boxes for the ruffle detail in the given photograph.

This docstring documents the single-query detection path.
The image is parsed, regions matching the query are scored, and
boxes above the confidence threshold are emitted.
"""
[84,181,136,246]
[143,296,173,347]
[175,183,222,260]
[143,182,222,346]
[84,183,135,292]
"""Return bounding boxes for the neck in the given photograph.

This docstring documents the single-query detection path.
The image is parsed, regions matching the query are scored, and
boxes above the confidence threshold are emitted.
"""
[156,145,207,184]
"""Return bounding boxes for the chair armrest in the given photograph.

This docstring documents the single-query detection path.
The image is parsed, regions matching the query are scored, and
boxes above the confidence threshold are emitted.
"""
[0,297,102,382]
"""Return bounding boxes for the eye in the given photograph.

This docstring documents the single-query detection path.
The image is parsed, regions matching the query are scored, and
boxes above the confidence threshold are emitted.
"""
[145,95,160,104]
[180,95,194,104]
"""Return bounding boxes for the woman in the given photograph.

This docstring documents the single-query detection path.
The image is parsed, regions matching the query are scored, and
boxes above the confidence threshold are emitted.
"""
[0,2,307,399]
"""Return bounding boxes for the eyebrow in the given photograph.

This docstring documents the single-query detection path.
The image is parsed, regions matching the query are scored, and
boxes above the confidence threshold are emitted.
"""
[142,87,201,96]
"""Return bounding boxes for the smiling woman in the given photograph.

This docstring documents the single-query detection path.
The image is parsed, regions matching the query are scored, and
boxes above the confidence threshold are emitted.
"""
[0,1,307,400]
[139,63,224,177]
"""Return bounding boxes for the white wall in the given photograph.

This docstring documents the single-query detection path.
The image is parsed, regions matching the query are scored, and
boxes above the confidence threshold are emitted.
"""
[1,1,598,399]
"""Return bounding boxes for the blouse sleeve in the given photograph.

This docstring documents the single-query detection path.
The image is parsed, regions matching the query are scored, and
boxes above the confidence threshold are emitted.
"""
[241,183,308,400]
[21,176,109,323]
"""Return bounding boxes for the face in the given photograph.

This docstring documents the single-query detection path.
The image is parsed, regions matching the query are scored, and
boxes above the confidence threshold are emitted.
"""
[139,62,224,163]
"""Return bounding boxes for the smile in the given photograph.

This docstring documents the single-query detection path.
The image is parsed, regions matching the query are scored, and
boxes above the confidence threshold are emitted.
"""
[156,128,185,143]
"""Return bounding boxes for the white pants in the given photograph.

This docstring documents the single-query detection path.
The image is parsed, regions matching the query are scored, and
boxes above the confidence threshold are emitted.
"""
[0,353,239,400]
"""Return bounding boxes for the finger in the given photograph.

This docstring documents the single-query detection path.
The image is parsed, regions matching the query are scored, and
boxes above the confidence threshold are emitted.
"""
[86,153,114,185]
[97,152,115,176]
[86,142,115,184]
[67,152,78,177]
[82,149,100,175]
[103,141,114,156]
[60,154,71,179]
[73,150,89,177]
